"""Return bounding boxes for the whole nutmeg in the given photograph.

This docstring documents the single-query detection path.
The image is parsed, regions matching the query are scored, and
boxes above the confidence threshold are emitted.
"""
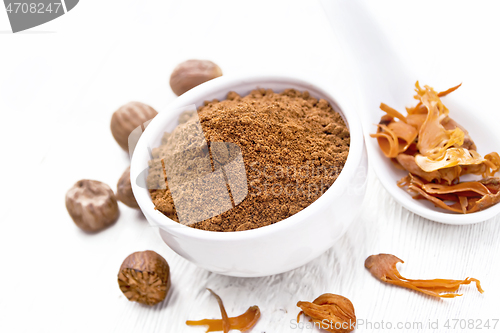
[117,166,139,209]
[118,250,171,306]
[170,59,222,96]
[65,179,120,232]
[110,101,158,152]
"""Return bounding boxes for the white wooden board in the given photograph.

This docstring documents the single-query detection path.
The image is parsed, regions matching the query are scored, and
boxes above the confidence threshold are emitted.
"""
[1,1,499,332]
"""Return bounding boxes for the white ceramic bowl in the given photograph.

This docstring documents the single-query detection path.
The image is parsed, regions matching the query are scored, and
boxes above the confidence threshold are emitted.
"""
[131,75,367,277]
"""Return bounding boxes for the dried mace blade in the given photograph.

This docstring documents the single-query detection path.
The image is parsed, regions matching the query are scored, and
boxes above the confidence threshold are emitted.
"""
[186,289,261,333]
[365,254,484,298]
[186,306,261,333]
[207,288,230,333]
[117,251,171,306]
[297,293,356,333]
[372,82,500,213]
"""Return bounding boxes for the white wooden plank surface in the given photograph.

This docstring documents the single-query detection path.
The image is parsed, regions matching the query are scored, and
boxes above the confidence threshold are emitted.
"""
[1,1,500,332]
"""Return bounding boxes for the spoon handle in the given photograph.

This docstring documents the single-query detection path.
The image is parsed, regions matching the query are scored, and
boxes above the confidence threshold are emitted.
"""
[320,0,415,126]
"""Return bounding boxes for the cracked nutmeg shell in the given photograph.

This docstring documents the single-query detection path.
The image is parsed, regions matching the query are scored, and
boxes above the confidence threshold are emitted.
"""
[118,250,171,306]
[110,101,158,151]
[65,179,120,232]
[297,293,356,333]
[169,59,222,96]
[116,166,139,209]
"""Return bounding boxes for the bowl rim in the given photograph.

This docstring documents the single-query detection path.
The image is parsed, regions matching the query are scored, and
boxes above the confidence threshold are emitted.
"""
[130,74,365,241]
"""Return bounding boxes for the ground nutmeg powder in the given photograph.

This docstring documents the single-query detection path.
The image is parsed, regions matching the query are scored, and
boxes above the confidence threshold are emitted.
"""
[147,88,350,232]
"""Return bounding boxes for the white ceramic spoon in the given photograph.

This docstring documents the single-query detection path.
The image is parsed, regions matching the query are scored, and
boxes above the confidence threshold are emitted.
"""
[320,0,500,224]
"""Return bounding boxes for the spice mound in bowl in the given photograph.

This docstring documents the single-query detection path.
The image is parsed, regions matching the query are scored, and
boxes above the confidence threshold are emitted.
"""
[146,88,350,232]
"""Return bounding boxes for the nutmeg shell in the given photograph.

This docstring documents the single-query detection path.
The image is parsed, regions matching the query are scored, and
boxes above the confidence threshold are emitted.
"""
[297,293,356,333]
[117,166,139,209]
[118,250,171,306]
[169,59,222,96]
[110,102,157,152]
[65,179,120,232]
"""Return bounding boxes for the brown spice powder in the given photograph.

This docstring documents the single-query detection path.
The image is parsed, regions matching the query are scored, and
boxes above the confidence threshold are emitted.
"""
[148,88,350,232]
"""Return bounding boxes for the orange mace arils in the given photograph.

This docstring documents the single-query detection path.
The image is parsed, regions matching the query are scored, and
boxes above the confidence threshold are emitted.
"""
[399,173,500,213]
[365,254,484,298]
[297,293,356,333]
[186,289,261,333]
[372,82,500,213]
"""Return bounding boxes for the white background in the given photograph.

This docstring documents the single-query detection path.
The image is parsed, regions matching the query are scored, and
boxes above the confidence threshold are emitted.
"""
[1,1,500,332]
